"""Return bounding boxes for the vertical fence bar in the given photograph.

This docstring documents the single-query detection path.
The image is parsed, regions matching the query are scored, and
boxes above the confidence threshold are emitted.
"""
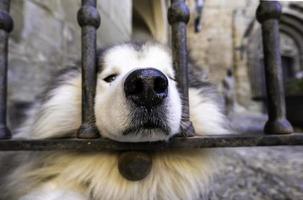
[256,1,293,134]
[168,0,194,136]
[0,0,12,139]
[77,0,100,138]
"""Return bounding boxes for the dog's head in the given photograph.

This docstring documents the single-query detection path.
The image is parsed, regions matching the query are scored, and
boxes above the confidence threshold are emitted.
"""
[95,43,182,142]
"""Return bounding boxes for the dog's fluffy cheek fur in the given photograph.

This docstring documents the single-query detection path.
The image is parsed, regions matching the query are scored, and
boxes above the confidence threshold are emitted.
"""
[166,80,182,135]
[15,75,82,139]
[6,150,215,200]
[189,88,230,135]
[95,79,130,139]
[19,183,88,200]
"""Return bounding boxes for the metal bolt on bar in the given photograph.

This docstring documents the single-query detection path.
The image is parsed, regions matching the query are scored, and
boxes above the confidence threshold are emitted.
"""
[168,0,195,136]
[77,0,100,139]
[256,1,294,134]
[0,0,13,139]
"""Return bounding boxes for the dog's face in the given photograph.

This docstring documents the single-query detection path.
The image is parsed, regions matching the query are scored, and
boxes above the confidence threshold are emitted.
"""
[95,43,182,142]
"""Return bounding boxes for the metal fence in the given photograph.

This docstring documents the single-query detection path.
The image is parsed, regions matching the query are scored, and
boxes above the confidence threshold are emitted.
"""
[0,0,302,180]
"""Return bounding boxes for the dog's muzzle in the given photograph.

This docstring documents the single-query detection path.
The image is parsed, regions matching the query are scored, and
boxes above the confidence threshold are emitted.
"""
[124,68,168,108]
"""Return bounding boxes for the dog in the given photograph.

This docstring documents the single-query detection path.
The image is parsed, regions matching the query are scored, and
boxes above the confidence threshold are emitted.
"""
[0,42,229,200]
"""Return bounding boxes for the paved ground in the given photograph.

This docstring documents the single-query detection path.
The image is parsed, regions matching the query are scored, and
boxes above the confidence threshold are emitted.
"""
[209,113,303,200]
[210,146,303,200]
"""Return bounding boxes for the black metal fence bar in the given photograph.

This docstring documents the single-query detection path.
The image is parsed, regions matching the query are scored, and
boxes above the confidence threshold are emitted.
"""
[168,0,194,136]
[77,0,100,138]
[0,0,12,139]
[256,1,294,134]
[0,133,302,151]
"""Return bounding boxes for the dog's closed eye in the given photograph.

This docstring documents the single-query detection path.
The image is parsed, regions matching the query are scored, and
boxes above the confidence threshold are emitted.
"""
[104,74,118,82]
[168,76,176,81]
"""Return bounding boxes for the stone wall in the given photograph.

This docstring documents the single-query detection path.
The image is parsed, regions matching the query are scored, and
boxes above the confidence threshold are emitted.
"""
[187,0,303,111]
[187,0,259,110]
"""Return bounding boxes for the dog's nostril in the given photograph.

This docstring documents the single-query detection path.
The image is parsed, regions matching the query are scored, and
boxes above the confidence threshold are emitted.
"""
[129,79,144,95]
[154,77,168,94]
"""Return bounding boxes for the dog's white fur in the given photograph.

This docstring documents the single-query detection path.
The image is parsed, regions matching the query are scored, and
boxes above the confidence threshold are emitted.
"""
[3,43,229,200]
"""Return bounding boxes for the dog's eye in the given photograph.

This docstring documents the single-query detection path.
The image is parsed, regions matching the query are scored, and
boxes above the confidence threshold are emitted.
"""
[168,76,176,81]
[104,74,117,83]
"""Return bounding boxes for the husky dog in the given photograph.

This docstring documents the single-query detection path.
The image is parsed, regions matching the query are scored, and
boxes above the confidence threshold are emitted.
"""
[1,42,229,200]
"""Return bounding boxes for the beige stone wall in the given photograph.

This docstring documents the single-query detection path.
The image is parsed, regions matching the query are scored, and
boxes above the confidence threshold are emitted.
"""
[187,0,260,109]
[187,1,303,111]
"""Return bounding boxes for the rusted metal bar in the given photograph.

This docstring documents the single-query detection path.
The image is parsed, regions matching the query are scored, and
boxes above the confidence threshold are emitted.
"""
[0,0,12,139]
[0,133,302,151]
[256,1,293,134]
[168,0,194,136]
[77,0,100,138]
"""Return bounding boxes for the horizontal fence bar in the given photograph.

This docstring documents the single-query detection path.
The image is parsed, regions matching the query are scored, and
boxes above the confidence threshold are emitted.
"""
[0,133,302,151]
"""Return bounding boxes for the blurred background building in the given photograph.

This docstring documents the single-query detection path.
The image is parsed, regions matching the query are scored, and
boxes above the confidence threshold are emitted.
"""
[6,0,303,199]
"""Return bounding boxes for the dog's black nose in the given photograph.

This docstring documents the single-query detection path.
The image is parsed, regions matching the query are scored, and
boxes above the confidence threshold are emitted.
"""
[124,68,168,108]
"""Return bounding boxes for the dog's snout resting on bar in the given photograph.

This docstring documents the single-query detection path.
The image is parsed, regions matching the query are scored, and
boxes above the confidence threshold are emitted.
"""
[123,68,171,138]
